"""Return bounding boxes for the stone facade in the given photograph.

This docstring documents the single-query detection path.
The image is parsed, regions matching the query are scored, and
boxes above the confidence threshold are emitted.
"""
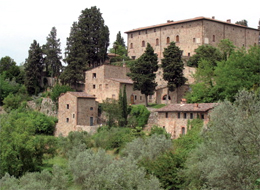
[85,64,145,104]
[155,101,218,139]
[55,92,98,136]
[125,16,259,60]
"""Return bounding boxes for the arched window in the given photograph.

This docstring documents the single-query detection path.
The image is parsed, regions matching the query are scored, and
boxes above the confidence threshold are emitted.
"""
[162,94,171,100]
[156,38,159,46]
[176,35,179,42]
[166,37,170,44]
[142,40,145,47]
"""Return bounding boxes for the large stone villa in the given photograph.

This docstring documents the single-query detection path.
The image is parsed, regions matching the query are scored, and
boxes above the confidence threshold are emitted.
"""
[55,16,259,137]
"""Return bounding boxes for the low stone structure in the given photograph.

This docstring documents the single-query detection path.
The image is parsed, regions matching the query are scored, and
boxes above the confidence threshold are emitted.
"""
[55,92,99,136]
[155,100,218,139]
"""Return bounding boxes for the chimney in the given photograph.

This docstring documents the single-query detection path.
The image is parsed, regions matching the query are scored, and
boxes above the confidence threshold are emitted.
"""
[227,19,231,23]
[181,98,187,104]
[194,103,199,108]
[212,16,215,19]
[167,20,174,23]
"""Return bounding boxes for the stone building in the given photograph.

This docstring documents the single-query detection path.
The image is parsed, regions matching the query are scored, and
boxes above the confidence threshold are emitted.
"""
[55,91,99,136]
[84,64,146,104]
[155,100,218,139]
[125,16,259,60]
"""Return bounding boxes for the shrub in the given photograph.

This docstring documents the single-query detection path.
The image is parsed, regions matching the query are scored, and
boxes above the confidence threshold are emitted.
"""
[50,84,73,102]
[127,105,150,128]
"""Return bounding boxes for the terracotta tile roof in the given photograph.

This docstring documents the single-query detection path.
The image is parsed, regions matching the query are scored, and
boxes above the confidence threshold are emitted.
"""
[68,91,96,98]
[125,16,259,33]
[109,78,133,84]
[156,103,218,112]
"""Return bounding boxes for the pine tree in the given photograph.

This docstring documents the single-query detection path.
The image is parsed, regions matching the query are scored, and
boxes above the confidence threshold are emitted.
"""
[24,40,44,95]
[43,27,62,78]
[161,42,187,103]
[127,43,158,106]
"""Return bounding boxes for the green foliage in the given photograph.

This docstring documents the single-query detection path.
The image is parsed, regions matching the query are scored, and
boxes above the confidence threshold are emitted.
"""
[119,85,128,127]
[2,93,23,112]
[161,41,187,92]
[218,38,236,60]
[150,125,171,139]
[50,84,73,102]
[62,6,109,88]
[148,103,166,109]
[187,44,222,67]
[0,110,57,177]
[235,19,248,26]
[0,74,21,104]
[186,45,260,103]
[0,166,68,190]
[24,40,44,95]
[122,134,173,161]
[127,104,150,128]
[0,56,21,82]
[101,98,121,127]
[58,131,93,159]
[127,43,158,106]
[182,90,260,189]
[69,148,162,189]
[42,27,62,78]
[92,127,135,152]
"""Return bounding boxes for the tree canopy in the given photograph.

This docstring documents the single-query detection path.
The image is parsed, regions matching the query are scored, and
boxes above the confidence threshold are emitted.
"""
[161,41,187,102]
[127,43,158,106]
[24,40,44,95]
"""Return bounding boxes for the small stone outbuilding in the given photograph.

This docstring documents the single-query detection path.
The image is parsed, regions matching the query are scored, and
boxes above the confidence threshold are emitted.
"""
[55,91,99,136]
[155,100,218,139]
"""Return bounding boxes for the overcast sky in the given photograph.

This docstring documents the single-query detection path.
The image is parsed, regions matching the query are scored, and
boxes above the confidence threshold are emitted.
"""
[0,0,259,65]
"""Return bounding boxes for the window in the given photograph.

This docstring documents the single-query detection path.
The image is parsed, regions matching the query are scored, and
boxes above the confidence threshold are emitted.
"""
[190,113,193,119]
[90,117,93,126]
[145,30,147,34]
[176,35,179,43]
[131,33,133,38]
[134,95,137,100]
[139,31,141,35]
[184,113,187,119]
[130,43,133,49]
[167,37,170,44]
[213,35,215,42]
[90,107,93,110]
[140,96,142,100]
[73,114,75,118]
[142,40,145,47]
[188,52,190,57]
[105,84,108,89]
[163,126,165,129]
[131,56,136,60]
[178,112,181,118]
[112,94,115,99]
[67,104,69,109]
[166,112,168,118]
[201,114,204,119]
[182,127,185,135]
[162,94,171,100]
[154,28,156,32]
[92,73,96,78]
[193,38,196,43]
[156,38,159,46]
[66,118,69,123]
[93,85,96,89]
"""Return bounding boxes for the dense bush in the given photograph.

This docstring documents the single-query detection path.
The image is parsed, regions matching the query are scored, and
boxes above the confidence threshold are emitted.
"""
[69,148,162,189]
[150,125,171,139]
[121,134,173,161]
[92,126,135,152]
[50,84,73,102]
[127,105,150,128]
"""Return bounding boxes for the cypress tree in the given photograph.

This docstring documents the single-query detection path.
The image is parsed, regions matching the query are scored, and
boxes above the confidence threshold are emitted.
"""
[24,40,44,95]
[127,43,158,106]
[116,31,125,47]
[119,84,128,127]
[161,42,187,103]
[43,27,62,78]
